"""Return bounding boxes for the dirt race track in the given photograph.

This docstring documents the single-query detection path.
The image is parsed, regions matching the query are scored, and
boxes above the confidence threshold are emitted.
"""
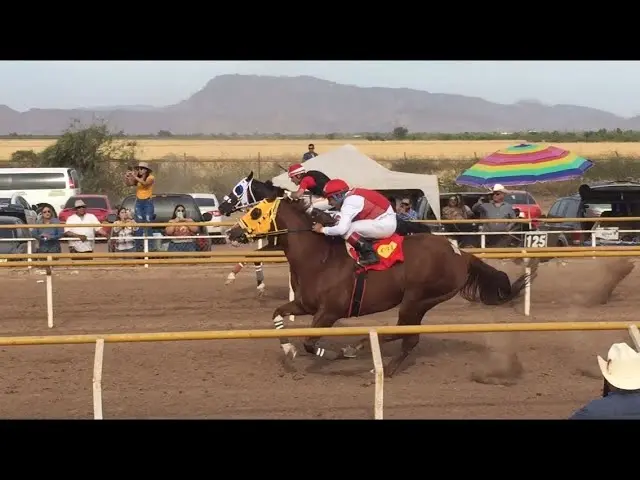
[0,252,637,419]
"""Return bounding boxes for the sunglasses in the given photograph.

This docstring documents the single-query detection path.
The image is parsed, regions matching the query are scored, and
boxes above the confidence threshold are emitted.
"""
[176,209,185,213]
[42,210,52,214]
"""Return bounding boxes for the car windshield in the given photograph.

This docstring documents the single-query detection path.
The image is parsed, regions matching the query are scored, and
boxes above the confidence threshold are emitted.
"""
[121,195,202,223]
[0,198,11,207]
[194,197,217,208]
[64,197,108,209]
[505,193,535,204]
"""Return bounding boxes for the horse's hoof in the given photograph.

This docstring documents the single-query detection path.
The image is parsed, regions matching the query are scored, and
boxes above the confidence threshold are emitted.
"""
[342,345,358,358]
[281,342,297,360]
[225,273,236,285]
[257,283,266,296]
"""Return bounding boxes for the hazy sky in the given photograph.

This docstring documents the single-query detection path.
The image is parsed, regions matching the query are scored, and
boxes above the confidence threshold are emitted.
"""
[0,61,638,116]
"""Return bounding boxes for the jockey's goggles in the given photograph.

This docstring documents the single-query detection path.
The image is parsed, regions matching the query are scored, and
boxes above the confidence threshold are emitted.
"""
[327,191,347,202]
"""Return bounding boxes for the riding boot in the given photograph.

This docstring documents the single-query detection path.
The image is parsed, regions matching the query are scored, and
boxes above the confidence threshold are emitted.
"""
[347,233,379,266]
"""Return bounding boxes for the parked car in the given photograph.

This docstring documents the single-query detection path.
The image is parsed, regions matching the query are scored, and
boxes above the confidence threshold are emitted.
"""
[0,194,38,225]
[189,193,226,244]
[503,191,542,226]
[540,181,640,247]
[0,216,31,260]
[108,193,213,252]
[59,194,115,223]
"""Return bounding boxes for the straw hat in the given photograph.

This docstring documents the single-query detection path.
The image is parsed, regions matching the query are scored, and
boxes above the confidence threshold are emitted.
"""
[597,342,640,391]
[137,161,152,171]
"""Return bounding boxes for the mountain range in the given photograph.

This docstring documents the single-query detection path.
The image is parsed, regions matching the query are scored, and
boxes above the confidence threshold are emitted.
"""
[1,74,638,135]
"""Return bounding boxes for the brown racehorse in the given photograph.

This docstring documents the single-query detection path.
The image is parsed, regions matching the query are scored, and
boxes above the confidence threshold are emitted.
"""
[227,193,531,378]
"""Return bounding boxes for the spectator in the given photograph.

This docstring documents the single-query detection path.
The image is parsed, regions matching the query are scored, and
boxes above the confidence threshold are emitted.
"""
[472,195,488,217]
[125,162,155,248]
[396,198,418,221]
[477,184,517,247]
[569,342,640,419]
[33,205,63,254]
[302,144,318,162]
[165,204,199,252]
[442,195,472,220]
[62,199,106,254]
[111,207,136,254]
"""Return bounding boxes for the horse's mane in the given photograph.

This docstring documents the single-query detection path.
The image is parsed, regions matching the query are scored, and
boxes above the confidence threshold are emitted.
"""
[261,180,287,199]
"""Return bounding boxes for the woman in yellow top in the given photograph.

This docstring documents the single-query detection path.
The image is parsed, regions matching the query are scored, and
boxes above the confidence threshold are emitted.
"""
[124,162,155,244]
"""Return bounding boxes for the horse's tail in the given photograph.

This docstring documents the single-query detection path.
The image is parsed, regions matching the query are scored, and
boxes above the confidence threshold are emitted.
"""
[458,254,531,305]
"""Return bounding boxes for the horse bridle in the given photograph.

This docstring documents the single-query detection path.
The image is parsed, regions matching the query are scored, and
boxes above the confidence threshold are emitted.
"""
[223,178,261,214]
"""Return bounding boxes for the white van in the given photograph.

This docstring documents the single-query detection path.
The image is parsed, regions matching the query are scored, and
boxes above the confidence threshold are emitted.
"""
[0,167,82,212]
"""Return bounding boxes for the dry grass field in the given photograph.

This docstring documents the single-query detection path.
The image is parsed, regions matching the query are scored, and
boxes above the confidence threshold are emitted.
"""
[1,139,640,161]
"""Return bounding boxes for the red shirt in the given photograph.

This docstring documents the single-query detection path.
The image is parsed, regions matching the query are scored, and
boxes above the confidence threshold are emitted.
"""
[298,176,317,191]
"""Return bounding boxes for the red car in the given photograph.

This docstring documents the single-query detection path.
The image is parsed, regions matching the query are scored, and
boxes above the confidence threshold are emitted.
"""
[58,194,115,234]
[504,191,542,227]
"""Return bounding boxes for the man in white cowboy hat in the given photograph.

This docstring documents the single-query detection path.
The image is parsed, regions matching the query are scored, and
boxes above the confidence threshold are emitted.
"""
[569,342,640,419]
[125,162,155,248]
[62,199,106,254]
[476,183,518,247]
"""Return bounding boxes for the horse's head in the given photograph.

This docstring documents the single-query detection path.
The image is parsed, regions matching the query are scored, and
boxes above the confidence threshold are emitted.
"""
[226,196,313,243]
[219,172,290,216]
[218,171,255,216]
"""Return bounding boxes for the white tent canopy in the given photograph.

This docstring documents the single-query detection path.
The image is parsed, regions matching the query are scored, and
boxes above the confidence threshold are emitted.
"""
[271,144,441,219]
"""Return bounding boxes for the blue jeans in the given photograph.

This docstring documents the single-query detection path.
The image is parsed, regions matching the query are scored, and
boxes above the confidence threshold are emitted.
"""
[134,198,155,250]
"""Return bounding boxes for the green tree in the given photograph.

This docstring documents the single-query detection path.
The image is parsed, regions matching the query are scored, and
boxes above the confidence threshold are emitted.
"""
[392,126,409,139]
[33,120,139,200]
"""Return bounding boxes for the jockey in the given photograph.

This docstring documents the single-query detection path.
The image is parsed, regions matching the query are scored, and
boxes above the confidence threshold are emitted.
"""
[287,163,332,211]
[311,179,397,266]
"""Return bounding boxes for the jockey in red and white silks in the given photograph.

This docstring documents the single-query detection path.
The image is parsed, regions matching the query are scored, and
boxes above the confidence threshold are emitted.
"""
[311,178,397,266]
[287,163,333,212]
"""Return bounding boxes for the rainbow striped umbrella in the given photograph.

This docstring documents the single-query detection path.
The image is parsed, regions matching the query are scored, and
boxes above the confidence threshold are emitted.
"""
[455,143,594,188]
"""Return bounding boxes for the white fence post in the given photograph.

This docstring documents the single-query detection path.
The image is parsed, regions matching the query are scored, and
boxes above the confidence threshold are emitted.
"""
[628,325,640,352]
[27,240,32,270]
[369,330,384,420]
[288,271,295,322]
[92,339,105,420]
[143,236,149,269]
[46,256,53,329]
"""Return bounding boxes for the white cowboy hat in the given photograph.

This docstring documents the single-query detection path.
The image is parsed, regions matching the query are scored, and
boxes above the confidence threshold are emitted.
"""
[491,183,507,193]
[137,161,151,171]
[74,199,87,208]
[597,342,640,391]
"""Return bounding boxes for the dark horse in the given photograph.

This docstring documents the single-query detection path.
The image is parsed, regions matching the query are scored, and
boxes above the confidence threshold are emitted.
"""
[227,190,531,378]
[218,171,433,295]
[218,171,284,295]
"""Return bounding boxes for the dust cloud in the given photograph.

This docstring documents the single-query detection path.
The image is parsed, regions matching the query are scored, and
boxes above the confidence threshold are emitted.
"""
[470,258,633,385]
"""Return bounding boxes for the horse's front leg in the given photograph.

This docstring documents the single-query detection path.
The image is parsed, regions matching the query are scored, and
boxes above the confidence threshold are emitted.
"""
[225,262,245,285]
[253,262,265,295]
[303,312,342,360]
[272,301,308,359]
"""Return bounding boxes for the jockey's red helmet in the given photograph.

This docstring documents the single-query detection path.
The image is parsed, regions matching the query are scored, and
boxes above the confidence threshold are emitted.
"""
[323,179,350,197]
[288,163,306,178]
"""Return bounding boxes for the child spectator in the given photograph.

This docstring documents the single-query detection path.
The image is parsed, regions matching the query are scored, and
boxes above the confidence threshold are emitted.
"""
[112,207,136,254]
